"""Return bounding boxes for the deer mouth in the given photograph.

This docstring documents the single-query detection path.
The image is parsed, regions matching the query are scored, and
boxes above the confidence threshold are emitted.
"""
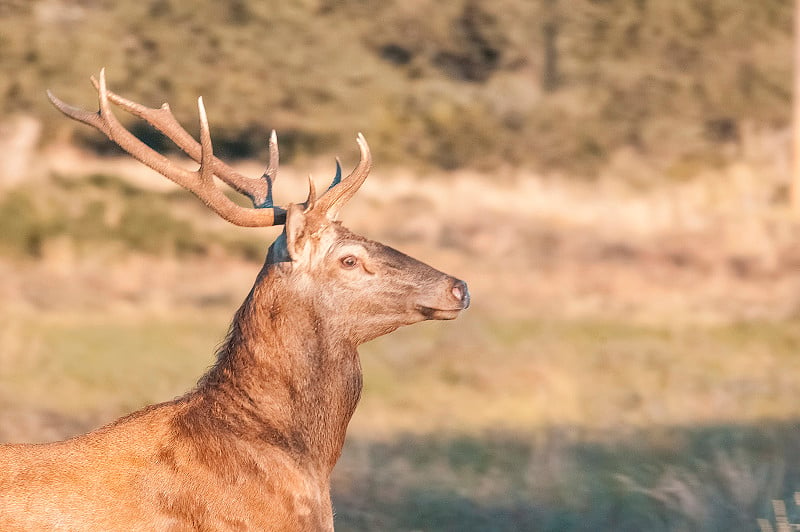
[415,305,464,320]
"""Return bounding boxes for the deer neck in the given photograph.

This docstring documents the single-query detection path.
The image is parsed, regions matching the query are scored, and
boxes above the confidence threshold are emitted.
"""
[187,268,363,476]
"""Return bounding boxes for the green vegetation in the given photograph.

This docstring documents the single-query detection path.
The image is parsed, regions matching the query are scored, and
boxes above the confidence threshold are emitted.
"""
[333,425,795,532]
[2,310,800,530]
[0,188,47,257]
[0,0,792,176]
[0,313,226,416]
[0,175,265,260]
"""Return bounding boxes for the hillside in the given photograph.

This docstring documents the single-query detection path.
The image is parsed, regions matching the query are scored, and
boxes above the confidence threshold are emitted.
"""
[0,0,793,178]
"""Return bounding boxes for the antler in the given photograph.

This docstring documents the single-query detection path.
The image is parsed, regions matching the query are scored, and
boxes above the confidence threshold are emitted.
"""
[46,69,372,227]
[313,133,371,220]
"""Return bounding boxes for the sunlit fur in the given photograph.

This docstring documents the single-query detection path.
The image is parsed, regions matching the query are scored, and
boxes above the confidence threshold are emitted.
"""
[0,206,468,531]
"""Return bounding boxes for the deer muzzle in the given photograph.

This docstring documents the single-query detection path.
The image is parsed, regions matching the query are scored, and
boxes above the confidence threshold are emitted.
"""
[416,277,470,321]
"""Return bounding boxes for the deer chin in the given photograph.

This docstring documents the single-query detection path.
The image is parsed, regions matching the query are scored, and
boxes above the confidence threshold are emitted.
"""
[415,305,464,321]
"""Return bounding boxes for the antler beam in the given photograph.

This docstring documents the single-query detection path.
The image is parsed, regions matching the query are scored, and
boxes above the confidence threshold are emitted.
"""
[87,75,277,208]
[46,69,372,228]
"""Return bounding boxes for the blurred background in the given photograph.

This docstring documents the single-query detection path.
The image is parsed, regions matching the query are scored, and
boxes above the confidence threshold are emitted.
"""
[1,0,799,530]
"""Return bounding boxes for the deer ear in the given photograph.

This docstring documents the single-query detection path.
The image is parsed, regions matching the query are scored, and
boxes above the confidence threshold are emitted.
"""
[284,203,308,261]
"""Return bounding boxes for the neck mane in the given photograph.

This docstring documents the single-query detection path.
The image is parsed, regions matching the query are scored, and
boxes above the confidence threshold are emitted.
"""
[176,264,363,476]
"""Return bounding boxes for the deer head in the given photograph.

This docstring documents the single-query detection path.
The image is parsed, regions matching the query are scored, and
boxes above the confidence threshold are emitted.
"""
[276,203,470,345]
[47,69,470,348]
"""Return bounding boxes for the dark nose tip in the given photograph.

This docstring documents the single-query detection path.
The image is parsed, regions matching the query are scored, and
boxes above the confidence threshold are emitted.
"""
[451,279,470,309]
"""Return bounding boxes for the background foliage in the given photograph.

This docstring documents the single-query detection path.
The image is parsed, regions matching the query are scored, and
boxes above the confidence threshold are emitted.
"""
[0,0,792,175]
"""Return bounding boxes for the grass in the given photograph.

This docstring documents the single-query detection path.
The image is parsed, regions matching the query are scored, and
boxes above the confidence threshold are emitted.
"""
[0,311,227,419]
[353,314,800,434]
[1,161,798,529]
[2,305,800,530]
[1,155,797,529]
[333,424,793,532]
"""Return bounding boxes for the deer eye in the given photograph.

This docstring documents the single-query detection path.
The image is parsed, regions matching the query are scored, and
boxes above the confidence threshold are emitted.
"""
[340,255,359,269]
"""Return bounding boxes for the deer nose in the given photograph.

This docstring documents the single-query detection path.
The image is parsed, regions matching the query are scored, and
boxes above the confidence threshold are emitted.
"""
[451,279,470,309]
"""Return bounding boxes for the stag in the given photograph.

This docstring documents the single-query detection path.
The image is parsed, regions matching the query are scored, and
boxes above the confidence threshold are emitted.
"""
[0,70,469,531]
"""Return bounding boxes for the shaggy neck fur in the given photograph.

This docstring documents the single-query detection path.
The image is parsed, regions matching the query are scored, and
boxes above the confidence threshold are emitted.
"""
[173,262,363,478]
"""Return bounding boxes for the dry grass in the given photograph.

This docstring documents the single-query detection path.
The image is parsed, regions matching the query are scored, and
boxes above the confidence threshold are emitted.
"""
[3,308,798,530]
[1,151,799,529]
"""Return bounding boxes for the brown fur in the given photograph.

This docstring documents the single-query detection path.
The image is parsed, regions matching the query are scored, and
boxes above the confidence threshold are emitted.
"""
[0,208,469,531]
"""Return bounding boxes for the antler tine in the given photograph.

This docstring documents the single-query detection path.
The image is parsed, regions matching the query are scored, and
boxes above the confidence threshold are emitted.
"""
[196,96,215,186]
[265,130,280,182]
[304,175,317,211]
[46,90,111,137]
[48,69,281,227]
[315,133,372,219]
[257,130,280,208]
[89,75,272,208]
